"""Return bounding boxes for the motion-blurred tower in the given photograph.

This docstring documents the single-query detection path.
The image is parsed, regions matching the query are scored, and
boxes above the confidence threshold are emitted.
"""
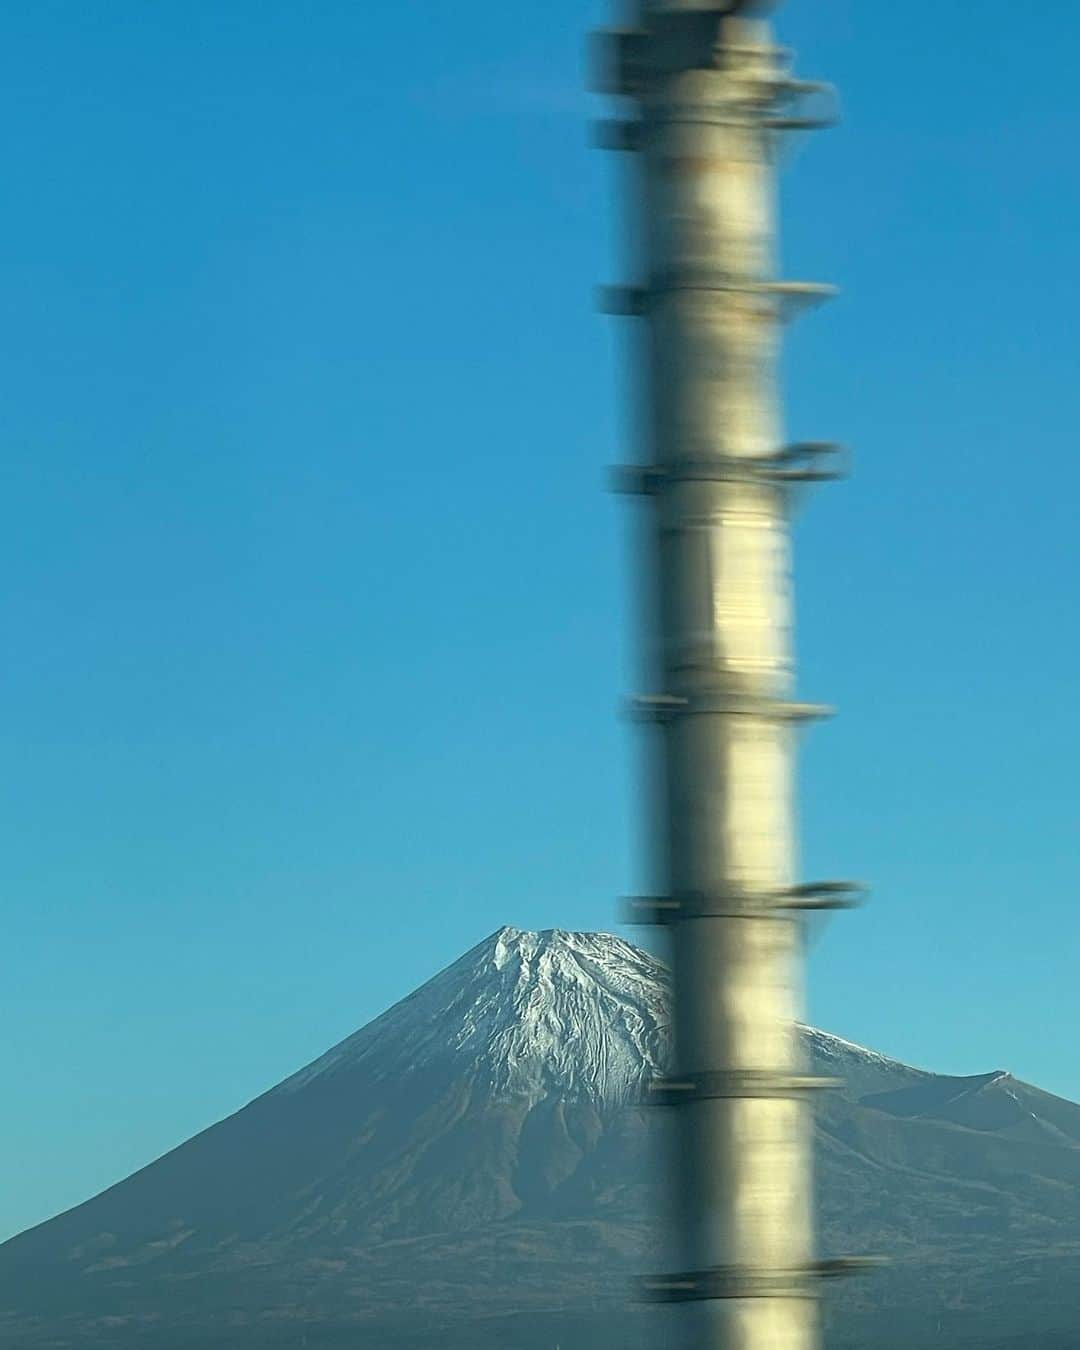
[594,4,864,1348]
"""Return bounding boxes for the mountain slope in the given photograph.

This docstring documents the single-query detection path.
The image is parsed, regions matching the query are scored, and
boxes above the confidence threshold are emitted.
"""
[2,927,1079,1350]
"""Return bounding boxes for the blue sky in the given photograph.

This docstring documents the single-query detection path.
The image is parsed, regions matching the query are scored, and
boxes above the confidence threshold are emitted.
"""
[3,0,1080,1242]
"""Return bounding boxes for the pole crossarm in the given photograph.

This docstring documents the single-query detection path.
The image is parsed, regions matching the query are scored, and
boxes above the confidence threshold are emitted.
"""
[647,1071,843,1104]
[622,881,867,924]
[610,443,849,494]
[640,1258,887,1304]
[627,693,834,723]
[597,279,836,321]
[590,16,834,113]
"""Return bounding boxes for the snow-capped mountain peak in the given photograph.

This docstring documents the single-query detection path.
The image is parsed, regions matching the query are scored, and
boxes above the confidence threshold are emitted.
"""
[8,927,1079,1350]
[273,926,917,1106]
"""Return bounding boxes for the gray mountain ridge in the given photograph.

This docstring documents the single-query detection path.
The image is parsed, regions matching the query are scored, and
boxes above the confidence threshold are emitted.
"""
[2,926,1079,1349]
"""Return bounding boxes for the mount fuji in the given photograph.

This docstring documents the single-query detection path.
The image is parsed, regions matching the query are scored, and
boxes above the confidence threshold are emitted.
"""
[2,927,1079,1349]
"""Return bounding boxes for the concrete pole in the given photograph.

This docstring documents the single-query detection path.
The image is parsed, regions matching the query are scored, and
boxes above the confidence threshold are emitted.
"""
[595,5,861,1348]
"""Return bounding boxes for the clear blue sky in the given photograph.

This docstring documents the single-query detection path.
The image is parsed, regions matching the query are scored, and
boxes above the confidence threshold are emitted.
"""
[3,0,1079,1242]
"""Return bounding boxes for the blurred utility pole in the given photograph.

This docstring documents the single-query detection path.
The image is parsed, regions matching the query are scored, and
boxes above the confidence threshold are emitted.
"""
[593,3,867,1347]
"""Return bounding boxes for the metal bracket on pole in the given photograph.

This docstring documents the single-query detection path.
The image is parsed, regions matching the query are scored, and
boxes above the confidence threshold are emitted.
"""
[647,1071,842,1104]
[764,280,838,320]
[640,1257,886,1304]
[768,441,848,480]
[622,881,867,925]
[627,693,833,723]
[763,79,840,132]
[597,278,836,321]
[610,443,848,495]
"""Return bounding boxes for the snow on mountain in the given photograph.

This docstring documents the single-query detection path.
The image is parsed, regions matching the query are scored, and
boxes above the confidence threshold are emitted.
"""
[273,925,919,1107]
[274,927,668,1106]
[5,925,1080,1350]
[800,1022,928,1099]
